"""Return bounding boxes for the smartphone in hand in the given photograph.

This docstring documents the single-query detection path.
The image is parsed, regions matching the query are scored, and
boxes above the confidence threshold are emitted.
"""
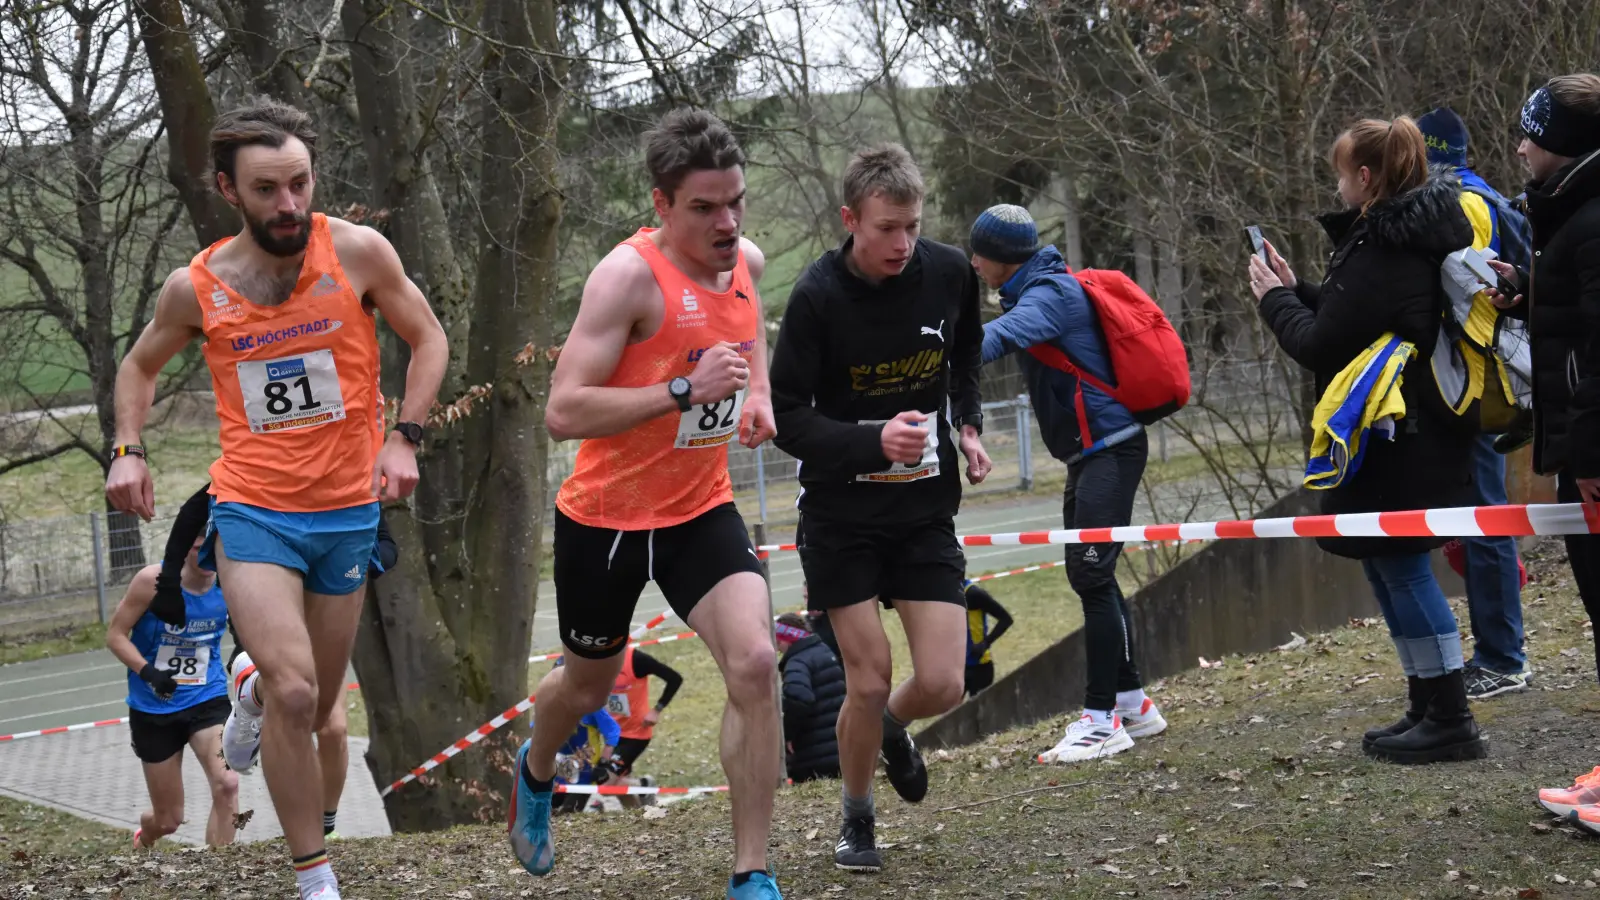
[1246,226,1269,264]
[1461,247,1521,298]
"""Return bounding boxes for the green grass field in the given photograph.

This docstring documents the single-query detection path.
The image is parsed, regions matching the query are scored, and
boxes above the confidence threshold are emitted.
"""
[12,540,1600,899]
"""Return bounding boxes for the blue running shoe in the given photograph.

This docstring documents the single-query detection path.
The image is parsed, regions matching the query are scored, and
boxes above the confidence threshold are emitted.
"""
[726,870,783,899]
[507,739,555,875]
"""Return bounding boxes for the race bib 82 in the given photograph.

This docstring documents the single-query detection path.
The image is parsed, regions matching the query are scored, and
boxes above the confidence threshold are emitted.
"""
[675,389,745,449]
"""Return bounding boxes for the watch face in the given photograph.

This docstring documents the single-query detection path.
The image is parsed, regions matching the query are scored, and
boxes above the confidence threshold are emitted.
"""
[670,377,691,396]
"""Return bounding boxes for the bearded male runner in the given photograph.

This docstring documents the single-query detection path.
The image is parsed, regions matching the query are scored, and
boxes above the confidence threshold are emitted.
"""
[107,98,447,900]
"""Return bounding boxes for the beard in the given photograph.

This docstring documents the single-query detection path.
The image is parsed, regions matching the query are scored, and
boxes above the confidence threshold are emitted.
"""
[245,210,312,257]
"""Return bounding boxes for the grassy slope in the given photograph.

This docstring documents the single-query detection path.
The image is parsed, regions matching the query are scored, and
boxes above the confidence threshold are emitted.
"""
[10,541,1600,898]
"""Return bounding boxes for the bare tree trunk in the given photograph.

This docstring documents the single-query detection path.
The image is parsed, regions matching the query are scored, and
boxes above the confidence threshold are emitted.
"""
[1033,171,1083,270]
[1155,206,1184,324]
[355,0,564,831]
[1128,195,1155,295]
[227,0,306,103]
[132,0,234,246]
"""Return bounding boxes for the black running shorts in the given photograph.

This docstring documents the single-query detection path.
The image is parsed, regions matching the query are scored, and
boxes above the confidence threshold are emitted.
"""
[554,502,765,659]
[128,694,230,764]
[797,513,966,610]
[612,736,651,774]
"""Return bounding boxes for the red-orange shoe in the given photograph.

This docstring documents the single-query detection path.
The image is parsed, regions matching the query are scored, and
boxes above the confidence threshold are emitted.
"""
[1538,766,1600,817]
[1572,803,1600,836]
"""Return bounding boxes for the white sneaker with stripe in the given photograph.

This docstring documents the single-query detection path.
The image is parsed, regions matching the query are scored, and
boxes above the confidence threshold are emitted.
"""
[1039,714,1135,764]
[1116,697,1168,739]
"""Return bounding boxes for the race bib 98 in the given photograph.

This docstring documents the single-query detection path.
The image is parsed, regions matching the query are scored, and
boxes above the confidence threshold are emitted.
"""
[675,389,745,449]
[236,349,347,433]
[155,644,210,686]
[856,417,940,483]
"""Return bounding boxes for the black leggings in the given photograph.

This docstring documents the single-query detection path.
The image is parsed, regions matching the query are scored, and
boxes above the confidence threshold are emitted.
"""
[1064,432,1148,712]
[1558,473,1600,680]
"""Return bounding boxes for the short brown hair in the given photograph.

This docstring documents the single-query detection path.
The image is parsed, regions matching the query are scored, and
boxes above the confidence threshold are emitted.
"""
[1329,116,1428,209]
[776,612,810,633]
[644,108,745,202]
[1548,74,1600,116]
[210,98,318,185]
[842,143,924,211]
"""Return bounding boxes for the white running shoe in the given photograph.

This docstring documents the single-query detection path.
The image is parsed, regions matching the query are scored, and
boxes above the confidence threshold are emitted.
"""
[1039,714,1135,764]
[223,653,264,773]
[1117,697,1168,739]
[303,885,341,900]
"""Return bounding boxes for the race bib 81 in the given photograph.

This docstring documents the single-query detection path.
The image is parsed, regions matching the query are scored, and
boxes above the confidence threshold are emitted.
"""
[236,349,347,433]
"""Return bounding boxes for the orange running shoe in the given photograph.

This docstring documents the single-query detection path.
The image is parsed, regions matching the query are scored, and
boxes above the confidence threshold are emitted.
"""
[1573,804,1600,836]
[1538,766,1600,817]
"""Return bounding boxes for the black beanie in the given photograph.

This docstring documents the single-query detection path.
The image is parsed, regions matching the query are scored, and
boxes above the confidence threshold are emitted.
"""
[1521,84,1600,158]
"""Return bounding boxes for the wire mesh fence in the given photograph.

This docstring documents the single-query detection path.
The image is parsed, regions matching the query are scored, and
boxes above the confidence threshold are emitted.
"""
[0,361,1302,636]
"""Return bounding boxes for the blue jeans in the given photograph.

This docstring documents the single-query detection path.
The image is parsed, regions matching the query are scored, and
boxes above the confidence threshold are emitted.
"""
[1461,434,1525,674]
[1362,553,1464,678]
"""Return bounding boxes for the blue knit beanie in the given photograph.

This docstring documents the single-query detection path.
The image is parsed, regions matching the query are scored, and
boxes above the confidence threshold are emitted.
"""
[1417,107,1469,167]
[969,204,1039,265]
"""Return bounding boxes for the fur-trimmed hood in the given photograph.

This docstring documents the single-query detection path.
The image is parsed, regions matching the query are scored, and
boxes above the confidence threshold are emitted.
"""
[1318,168,1474,257]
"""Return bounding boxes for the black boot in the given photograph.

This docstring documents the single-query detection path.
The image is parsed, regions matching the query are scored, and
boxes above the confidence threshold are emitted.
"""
[1361,676,1431,751]
[1367,670,1488,764]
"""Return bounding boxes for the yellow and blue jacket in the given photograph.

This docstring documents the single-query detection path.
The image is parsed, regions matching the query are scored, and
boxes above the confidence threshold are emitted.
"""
[1304,333,1416,490]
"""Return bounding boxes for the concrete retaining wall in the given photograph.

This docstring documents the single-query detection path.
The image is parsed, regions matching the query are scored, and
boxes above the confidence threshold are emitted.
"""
[918,489,1467,750]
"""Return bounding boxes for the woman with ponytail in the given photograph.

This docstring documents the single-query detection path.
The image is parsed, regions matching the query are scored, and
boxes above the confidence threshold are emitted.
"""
[1247,115,1484,764]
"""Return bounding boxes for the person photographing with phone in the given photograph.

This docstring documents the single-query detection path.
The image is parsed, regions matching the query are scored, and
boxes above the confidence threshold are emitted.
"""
[1250,114,1483,765]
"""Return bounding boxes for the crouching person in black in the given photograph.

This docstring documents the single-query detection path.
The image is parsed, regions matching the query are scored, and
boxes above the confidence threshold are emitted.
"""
[777,614,845,783]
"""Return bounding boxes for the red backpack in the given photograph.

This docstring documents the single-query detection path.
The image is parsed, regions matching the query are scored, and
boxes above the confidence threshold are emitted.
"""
[1025,269,1191,427]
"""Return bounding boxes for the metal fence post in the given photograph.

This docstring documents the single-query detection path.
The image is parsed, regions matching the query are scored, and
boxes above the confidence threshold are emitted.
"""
[89,511,108,624]
[755,441,768,525]
[1016,395,1034,491]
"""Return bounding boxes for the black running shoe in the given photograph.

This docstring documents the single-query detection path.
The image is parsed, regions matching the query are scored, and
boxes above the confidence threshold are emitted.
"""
[881,729,929,803]
[834,815,882,872]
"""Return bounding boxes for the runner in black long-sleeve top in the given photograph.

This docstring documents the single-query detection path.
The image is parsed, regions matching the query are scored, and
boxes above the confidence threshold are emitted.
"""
[962,584,1012,697]
[769,143,990,874]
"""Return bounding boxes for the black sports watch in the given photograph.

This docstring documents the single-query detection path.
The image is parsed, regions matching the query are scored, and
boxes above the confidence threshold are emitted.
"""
[668,376,693,413]
[394,421,425,447]
[955,413,984,435]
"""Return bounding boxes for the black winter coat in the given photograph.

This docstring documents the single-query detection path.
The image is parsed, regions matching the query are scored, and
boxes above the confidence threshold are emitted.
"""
[1513,149,1600,477]
[1259,171,1476,559]
[780,635,845,781]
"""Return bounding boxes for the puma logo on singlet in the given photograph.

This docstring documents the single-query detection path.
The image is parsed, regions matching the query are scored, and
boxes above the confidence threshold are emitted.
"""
[921,320,945,342]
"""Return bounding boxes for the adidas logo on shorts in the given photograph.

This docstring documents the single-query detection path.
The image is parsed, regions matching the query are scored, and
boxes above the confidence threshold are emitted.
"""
[344,565,362,580]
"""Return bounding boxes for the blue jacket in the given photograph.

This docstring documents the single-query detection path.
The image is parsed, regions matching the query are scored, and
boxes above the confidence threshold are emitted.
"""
[1455,166,1532,270]
[981,245,1140,462]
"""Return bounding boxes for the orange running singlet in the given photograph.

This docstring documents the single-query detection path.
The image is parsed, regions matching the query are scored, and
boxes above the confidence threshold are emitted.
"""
[608,645,656,740]
[556,228,759,530]
[192,214,383,512]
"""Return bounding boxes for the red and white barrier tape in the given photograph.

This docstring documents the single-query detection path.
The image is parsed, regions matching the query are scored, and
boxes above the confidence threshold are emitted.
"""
[966,560,1067,584]
[554,783,728,796]
[379,693,538,797]
[757,502,1600,552]
[0,716,129,743]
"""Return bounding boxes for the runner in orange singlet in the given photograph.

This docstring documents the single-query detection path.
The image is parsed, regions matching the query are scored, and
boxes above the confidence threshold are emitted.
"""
[106,99,447,900]
[507,109,784,900]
